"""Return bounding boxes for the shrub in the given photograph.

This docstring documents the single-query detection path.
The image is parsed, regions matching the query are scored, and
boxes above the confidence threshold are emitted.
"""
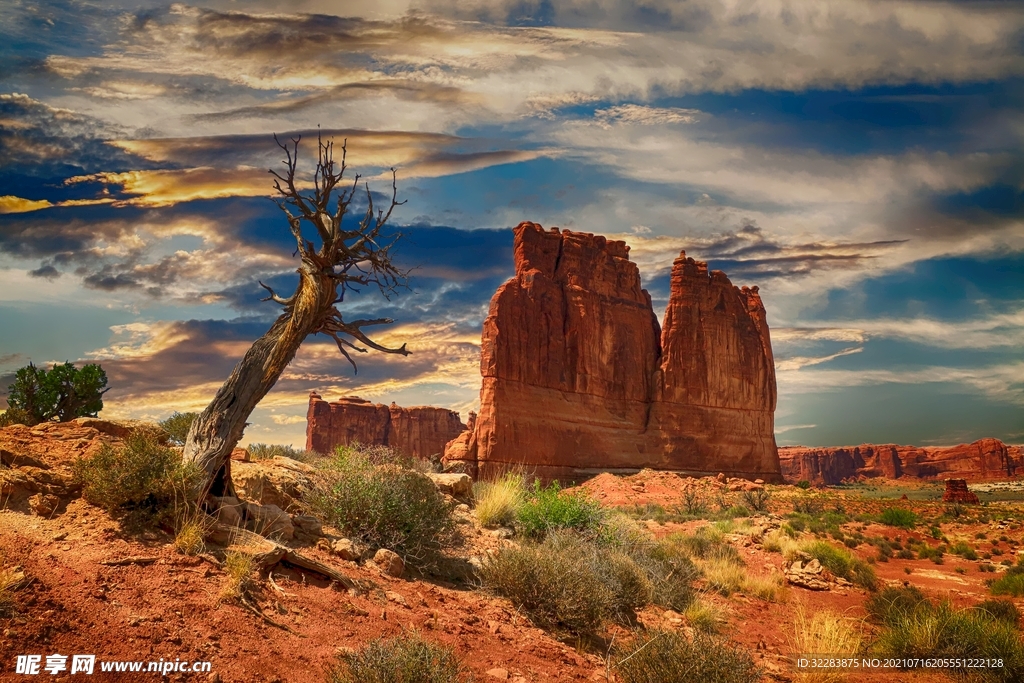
[0,557,20,617]
[873,601,1024,682]
[743,572,784,602]
[640,538,700,611]
[741,488,770,513]
[792,607,863,683]
[615,629,761,683]
[866,585,930,625]
[479,536,613,633]
[978,599,1021,628]
[879,507,917,529]
[248,442,322,464]
[675,527,743,565]
[6,361,107,424]
[0,407,31,428]
[990,568,1024,598]
[950,540,978,560]
[793,498,824,515]
[306,450,456,566]
[796,480,811,490]
[683,488,709,515]
[73,432,203,529]
[803,540,876,590]
[159,411,198,446]
[473,472,526,528]
[173,512,210,556]
[516,481,603,540]
[327,632,469,683]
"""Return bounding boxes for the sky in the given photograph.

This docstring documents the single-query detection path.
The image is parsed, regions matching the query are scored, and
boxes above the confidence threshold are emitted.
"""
[0,0,1022,449]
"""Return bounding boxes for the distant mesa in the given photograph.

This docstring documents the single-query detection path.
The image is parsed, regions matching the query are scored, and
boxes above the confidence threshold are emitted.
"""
[305,393,466,462]
[442,221,782,482]
[779,439,1023,486]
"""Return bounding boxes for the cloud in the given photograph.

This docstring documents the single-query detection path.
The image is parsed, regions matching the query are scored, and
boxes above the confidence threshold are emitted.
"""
[778,361,1024,405]
[0,196,54,214]
[775,346,864,372]
[594,104,702,128]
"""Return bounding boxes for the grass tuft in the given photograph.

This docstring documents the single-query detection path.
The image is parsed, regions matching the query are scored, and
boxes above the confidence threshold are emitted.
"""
[219,549,256,602]
[327,632,469,683]
[792,607,864,683]
[879,507,918,529]
[516,481,603,540]
[614,629,761,683]
[473,472,526,528]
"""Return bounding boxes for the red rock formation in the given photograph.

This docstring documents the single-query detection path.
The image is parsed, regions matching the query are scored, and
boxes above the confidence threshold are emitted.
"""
[943,479,980,504]
[443,221,781,482]
[778,438,1022,485]
[306,393,466,460]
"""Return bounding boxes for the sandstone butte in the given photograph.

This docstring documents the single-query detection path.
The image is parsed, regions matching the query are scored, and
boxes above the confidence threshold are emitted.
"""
[778,439,1024,486]
[305,393,466,461]
[443,221,782,482]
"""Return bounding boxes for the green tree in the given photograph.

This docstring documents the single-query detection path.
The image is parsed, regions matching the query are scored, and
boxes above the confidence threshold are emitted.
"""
[6,361,108,425]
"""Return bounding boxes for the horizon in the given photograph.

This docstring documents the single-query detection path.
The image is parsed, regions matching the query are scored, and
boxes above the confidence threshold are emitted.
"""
[1,0,1022,450]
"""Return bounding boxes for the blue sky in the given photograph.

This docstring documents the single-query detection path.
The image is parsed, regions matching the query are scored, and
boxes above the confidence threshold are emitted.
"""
[0,0,1021,448]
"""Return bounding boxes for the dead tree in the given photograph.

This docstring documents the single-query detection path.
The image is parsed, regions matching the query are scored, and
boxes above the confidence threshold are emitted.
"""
[182,131,409,500]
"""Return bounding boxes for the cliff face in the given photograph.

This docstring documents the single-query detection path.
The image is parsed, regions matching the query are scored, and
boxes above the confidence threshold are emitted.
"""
[778,438,1023,485]
[306,393,466,461]
[444,221,781,481]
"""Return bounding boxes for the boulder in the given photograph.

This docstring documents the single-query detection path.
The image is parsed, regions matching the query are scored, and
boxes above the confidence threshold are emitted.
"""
[231,457,314,511]
[442,221,781,482]
[330,538,361,561]
[426,472,473,499]
[784,558,831,591]
[244,503,294,541]
[373,548,404,577]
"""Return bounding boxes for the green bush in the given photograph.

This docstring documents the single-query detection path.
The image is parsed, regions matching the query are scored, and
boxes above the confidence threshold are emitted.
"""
[159,411,198,446]
[873,600,1024,682]
[804,540,876,590]
[72,432,202,529]
[0,407,31,428]
[516,480,603,540]
[950,540,979,560]
[866,585,930,625]
[248,442,322,464]
[327,632,469,683]
[978,599,1021,628]
[796,480,811,490]
[990,567,1024,598]
[306,450,455,566]
[615,629,761,683]
[674,527,743,565]
[880,507,917,528]
[6,361,107,425]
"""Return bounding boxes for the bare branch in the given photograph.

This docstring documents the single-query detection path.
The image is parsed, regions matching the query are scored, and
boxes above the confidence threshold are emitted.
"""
[258,281,295,306]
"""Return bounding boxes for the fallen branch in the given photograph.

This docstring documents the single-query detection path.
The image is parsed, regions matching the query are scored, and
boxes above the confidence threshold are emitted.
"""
[99,556,158,566]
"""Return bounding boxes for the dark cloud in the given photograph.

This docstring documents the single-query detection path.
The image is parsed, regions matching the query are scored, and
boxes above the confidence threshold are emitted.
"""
[27,264,61,279]
[679,223,907,281]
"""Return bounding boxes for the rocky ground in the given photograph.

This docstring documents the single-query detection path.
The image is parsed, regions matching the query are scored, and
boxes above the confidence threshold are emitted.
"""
[2,420,1022,683]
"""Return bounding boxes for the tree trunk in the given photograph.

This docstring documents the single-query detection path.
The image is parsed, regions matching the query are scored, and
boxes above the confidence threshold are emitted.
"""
[183,266,333,498]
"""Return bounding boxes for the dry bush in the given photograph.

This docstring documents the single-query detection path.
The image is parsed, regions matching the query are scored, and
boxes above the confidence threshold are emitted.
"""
[327,631,469,683]
[792,606,864,683]
[743,571,785,602]
[306,449,456,567]
[473,471,526,528]
[615,629,761,683]
[0,556,21,617]
[763,528,802,558]
[701,558,748,597]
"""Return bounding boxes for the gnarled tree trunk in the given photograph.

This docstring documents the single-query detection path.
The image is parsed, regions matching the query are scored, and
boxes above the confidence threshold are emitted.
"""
[183,132,409,500]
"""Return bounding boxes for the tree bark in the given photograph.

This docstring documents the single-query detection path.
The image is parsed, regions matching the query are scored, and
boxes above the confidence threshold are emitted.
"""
[182,132,409,501]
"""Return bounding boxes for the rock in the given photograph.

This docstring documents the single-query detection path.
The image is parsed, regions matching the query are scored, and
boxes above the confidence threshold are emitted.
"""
[230,447,250,463]
[232,457,312,511]
[785,558,831,590]
[426,473,472,499]
[292,514,323,536]
[442,222,781,482]
[306,393,466,461]
[943,479,980,504]
[373,549,404,577]
[330,538,361,561]
[29,493,59,517]
[486,669,509,680]
[779,438,1022,486]
[244,503,294,541]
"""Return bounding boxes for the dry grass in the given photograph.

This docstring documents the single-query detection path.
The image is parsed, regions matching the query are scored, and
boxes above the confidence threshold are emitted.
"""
[701,558,747,597]
[173,513,210,556]
[743,571,785,602]
[791,606,864,683]
[0,560,20,616]
[763,528,802,559]
[685,594,726,633]
[220,549,257,602]
[473,472,526,528]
